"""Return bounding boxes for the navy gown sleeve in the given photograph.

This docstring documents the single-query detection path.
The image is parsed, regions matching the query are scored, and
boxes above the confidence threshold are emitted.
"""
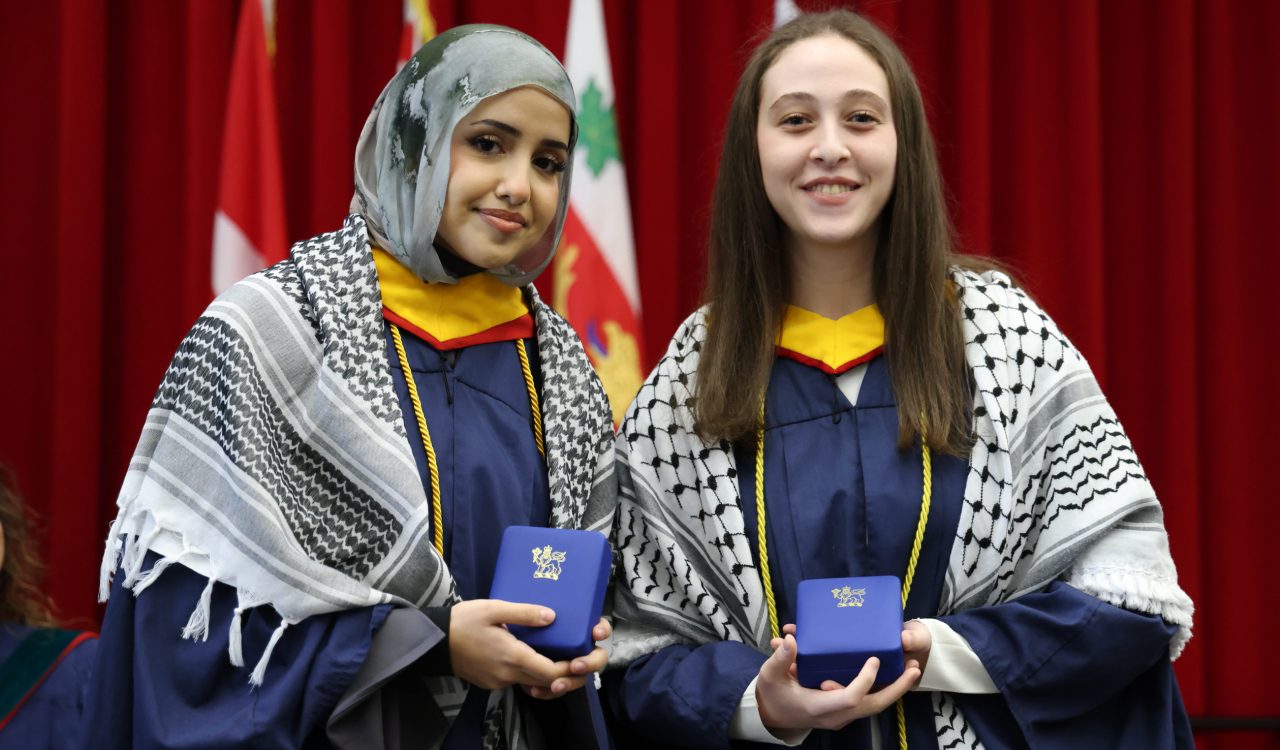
[940,580,1194,750]
[85,553,395,750]
[0,626,97,750]
[601,640,767,750]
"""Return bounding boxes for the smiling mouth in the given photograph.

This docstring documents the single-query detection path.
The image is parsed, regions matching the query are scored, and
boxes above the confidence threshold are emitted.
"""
[476,208,527,233]
[803,183,860,195]
[477,208,526,225]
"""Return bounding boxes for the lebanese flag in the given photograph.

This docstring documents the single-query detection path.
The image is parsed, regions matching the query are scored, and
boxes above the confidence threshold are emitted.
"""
[398,0,437,67]
[554,0,644,424]
[211,0,287,294]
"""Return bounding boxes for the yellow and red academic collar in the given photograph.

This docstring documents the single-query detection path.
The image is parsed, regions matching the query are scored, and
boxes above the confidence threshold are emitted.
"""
[372,248,533,350]
[775,303,885,375]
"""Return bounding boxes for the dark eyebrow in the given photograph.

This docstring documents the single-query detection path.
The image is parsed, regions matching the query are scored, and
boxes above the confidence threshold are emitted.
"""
[767,92,819,112]
[470,118,569,152]
[767,89,889,113]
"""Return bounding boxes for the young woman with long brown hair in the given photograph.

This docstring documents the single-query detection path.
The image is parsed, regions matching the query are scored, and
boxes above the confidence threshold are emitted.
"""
[604,10,1193,749]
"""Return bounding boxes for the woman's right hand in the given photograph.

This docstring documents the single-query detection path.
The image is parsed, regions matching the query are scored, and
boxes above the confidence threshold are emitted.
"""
[448,599,570,691]
[755,631,921,732]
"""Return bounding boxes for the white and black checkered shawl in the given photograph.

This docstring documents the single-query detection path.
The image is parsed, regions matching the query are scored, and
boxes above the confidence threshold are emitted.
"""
[609,268,1193,748]
[99,214,616,746]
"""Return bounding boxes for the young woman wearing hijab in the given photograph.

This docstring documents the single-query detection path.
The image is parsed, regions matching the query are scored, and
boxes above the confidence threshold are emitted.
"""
[604,10,1194,750]
[84,26,616,749]
[0,473,97,750]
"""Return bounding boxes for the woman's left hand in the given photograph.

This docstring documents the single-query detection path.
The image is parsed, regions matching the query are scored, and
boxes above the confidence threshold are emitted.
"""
[901,620,932,675]
[522,617,612,700]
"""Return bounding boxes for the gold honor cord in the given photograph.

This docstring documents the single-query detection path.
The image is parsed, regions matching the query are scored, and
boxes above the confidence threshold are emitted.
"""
[755,397,781,642]
[391,324,444,556]
[754,392,931,750]
[389,324,545,557]
[515,339,545,458]
[894,425,932,750]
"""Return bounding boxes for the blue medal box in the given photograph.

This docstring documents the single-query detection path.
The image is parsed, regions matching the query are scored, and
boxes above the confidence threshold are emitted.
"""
[795,575,905,689]
[488,525,611,661]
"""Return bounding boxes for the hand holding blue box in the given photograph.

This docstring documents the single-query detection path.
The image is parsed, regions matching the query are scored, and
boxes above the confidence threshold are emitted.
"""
[488,526,611,661]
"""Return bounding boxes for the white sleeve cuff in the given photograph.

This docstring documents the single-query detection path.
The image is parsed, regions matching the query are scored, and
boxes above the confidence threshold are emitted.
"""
[913,618,998,694]
[729,676,812,745]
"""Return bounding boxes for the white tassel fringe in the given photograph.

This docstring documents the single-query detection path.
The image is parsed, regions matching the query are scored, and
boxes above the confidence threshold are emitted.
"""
[180,576,217,642]
[249,619,292,687]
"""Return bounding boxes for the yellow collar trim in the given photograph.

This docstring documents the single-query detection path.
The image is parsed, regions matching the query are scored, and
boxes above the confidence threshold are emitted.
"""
[372,248,528,343]
[777,304,885,374]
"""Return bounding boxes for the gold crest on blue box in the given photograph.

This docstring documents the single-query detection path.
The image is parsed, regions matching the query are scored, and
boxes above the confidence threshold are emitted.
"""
[831,585,866,608]
[532,545,567,580]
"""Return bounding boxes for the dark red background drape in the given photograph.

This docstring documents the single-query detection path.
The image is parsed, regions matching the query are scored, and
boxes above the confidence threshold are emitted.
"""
[2,1,1276,744]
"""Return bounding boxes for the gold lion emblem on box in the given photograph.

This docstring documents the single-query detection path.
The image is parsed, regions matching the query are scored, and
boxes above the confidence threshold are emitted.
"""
[532,545,567,580]
[831,586,866,608]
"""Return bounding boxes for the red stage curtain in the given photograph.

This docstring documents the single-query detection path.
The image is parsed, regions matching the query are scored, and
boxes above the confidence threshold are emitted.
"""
[2,2,1276,743]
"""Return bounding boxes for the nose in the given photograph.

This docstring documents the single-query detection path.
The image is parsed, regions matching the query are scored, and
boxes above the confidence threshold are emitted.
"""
[496,163,531,205]
[809,121,850,164]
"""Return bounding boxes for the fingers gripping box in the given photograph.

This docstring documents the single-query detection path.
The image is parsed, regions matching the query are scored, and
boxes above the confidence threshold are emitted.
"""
[795,575,905,689]
[488,526,611,661]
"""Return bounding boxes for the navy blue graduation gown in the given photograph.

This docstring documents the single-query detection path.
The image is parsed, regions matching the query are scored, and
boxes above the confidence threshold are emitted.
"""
[0,623,96,750]
[603,355,1191,749]
[85,326,603,748]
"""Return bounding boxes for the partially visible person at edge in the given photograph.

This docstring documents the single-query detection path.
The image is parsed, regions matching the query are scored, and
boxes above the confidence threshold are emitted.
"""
[83,25,617,749]
[0,471,97,750]
[602,10,1193,749]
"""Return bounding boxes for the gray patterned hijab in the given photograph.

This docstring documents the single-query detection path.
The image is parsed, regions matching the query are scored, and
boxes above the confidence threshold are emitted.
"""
[351,24,577,286]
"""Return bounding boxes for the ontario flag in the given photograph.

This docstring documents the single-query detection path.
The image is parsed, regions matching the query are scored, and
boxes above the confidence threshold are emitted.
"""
[397,0,437,67]
[555,0,644,424]
[211,0,288,294]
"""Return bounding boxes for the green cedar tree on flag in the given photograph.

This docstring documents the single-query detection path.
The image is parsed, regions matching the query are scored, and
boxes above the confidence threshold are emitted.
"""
[554,0,644,424]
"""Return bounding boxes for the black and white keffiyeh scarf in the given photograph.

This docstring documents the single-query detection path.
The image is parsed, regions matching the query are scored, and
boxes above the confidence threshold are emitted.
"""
[99,215,616,748]
[609,268,1193,747]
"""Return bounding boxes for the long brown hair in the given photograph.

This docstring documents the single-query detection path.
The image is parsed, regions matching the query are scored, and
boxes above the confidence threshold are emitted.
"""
[0,470,59,627]
[695,9,991,455]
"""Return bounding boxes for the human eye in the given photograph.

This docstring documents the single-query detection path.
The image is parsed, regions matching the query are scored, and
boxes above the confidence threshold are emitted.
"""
[469,134,504,154]
[780,113,811,128]
[533,154,567,175]
[848,110,882,127]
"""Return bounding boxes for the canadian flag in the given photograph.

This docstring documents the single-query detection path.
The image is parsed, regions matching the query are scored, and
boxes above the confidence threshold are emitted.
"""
[554,0,644,424]
[211,0,287,294]
[398,0,437,67]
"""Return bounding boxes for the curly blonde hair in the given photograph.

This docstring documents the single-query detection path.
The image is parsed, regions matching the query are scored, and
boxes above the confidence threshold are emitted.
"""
[0,469,59,627]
